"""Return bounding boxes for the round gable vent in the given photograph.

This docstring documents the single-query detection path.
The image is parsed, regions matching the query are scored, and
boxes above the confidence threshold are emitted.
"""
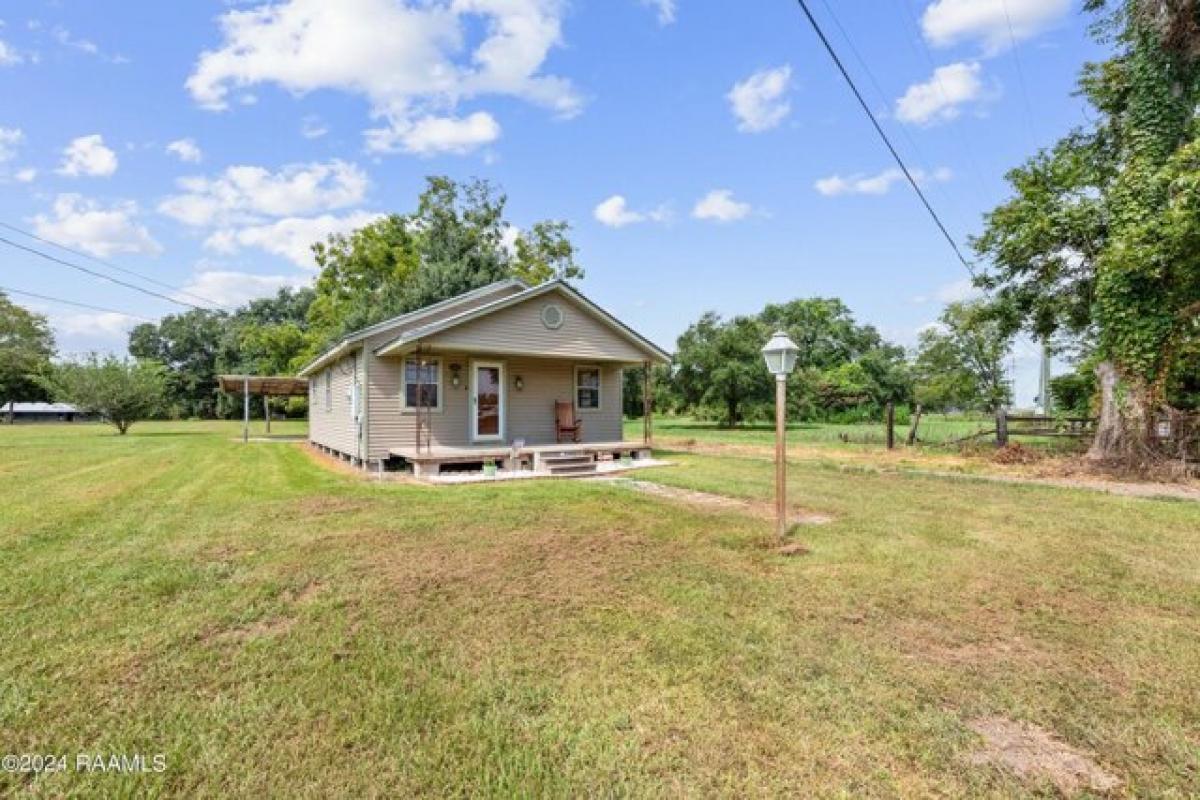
[540,303,564,330]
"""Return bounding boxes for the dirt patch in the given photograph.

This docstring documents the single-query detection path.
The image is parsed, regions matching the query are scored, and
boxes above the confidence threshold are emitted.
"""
[602,478,834,526]
[966,716,1120,795]
[287,580,325,605]
[774,541,811,557]
[202,616,296,644]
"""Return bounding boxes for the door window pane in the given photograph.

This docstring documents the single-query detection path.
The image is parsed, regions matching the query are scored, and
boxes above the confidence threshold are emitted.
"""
[476,366,500,436]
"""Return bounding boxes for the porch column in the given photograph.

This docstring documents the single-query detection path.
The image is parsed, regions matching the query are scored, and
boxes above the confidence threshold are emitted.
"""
[264,394,271,435]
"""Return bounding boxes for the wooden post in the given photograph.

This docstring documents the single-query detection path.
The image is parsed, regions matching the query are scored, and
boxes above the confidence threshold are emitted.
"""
[242,374,250,443]
[885,402,896,450]
[263,394,271,435]
[996,406,1008,448]
[906,404,923,446]
[775,376,787,541]
[642,361,651,446]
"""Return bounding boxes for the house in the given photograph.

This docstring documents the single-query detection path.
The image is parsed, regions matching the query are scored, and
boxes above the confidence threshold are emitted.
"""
[296,279,671,478]
[3,402,90,423]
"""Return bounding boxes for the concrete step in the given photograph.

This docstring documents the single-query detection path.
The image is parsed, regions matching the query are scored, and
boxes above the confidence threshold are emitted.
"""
[547,462,598,476]
[541,453,593,466]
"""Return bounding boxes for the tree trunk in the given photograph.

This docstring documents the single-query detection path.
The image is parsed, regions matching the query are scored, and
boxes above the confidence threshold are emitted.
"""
[1086,361,1157,461]
[1087,362,1122,461]
[5,399,12,425]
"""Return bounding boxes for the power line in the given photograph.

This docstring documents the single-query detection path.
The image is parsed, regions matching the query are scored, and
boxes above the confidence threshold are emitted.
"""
[813,0,968,237]
[0,235,215,313]
[894,0,993,211]
[0,285,156,322]
[792,0,977,278]
[1001,0,1037,147]
[0,221,231,311]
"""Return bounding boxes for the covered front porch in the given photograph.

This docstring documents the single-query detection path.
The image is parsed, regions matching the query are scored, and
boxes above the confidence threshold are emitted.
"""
[388,439,656,480]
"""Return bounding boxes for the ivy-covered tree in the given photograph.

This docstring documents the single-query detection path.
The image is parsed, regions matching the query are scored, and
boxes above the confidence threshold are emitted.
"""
[975,0,1200,460]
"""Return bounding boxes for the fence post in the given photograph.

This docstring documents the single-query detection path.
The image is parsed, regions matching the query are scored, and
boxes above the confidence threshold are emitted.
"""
[906,404,923,446]
[885,402,896,450]
[996,406,1008,448]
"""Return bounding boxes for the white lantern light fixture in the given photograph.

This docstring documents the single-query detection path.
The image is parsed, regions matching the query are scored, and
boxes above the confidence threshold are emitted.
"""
[761,330,800,378]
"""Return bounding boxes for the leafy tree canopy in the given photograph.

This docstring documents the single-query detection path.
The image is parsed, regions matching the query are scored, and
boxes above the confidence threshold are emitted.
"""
[912,300,1014,412]
[0,291,55,414]
[307,176,582,349]
[38,354,168,435]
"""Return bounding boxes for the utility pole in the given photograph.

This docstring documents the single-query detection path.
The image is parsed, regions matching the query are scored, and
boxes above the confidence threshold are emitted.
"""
[1038,338,1053,416]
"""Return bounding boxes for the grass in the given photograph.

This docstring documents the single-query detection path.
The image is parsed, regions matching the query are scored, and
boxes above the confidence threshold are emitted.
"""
[1,420,1198,796]
[626,413,1003,449]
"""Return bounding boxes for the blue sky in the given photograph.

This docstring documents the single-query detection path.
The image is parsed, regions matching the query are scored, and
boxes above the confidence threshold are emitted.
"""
[0,0,1105,403]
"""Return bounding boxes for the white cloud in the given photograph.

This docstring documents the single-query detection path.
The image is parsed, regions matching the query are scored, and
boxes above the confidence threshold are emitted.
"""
[186,0,580,155]
[368,111,501,156]
[54,311,140,339]
[177,270,311,308]
[14,167,36,183]
[936,277,981,303]
[56,134,119,177]
[593,194,670,228]
[205,211,383,269]
[640,0,676,25]
[158,160,369,227]
[727,64,792,133]
[895,61,983,125]
[166,138,202,163]
[691,189,751,223]
[815,166,953,197]
[32,194,162,258]
[0,127,22,162]
[922,0,1071,54]
[0,38,23,66]
[301,115,328,139]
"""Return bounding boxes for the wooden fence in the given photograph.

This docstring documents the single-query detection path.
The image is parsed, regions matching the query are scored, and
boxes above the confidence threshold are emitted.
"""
[995,412,1096,447]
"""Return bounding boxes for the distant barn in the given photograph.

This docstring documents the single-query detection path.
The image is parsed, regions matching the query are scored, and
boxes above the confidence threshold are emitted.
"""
[4,402,92,423]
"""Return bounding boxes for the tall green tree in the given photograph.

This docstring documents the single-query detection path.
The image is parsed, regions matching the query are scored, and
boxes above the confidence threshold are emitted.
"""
[0,292,56,422]
[129,309,229,418]
[975,0,1200,459]
[912,301,1013,412]
[38,354,168,435]
[673,313,772,426]
[308,176,582,349]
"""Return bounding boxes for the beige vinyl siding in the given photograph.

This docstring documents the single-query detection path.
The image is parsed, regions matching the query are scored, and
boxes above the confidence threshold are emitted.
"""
[308,351,361,457]
[419,293,650,362]
[363,348,626,459]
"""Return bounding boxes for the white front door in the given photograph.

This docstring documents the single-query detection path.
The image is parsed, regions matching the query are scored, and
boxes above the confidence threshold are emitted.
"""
[470,360,505,442]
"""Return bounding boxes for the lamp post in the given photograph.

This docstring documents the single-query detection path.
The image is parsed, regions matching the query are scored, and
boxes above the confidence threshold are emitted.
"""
[762,331,800,541]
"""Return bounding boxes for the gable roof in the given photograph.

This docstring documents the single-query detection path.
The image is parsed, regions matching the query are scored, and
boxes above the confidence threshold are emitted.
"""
[373,280,671,363]
[296,278,527,377]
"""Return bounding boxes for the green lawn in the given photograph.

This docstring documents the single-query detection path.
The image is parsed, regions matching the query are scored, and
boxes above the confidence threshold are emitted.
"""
[626,413,1000,449]
[1,421,1198,796]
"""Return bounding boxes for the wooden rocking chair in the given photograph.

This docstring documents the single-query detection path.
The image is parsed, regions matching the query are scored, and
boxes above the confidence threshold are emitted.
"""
[555,400,582,443]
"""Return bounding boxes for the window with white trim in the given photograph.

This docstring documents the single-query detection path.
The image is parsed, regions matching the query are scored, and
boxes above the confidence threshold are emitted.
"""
[402,357,441,411]
[575,366,601,411]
